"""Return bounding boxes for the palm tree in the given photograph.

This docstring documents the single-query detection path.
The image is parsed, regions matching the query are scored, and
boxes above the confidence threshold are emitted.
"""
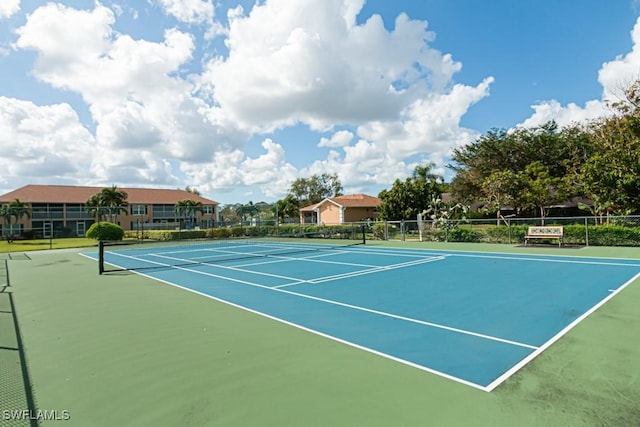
[99,185,129,223]
[175,199,204,230]
[412,163,441,183]
[184,186,201,196]
[236,201,259,225]
[275,195,299,222]
[0,204,12,239]
[85,194,104,223]
[1,199,31,240]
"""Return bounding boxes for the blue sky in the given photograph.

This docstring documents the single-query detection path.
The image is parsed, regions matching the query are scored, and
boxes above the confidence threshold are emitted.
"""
[1,0,639,206]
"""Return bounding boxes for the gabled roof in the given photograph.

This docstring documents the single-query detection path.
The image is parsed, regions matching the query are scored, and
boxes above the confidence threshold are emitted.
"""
[0,185,219,205]
[300,194,381,211]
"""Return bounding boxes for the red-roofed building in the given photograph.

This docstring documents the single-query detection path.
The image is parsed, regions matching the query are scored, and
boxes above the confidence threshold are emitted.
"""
[299,194,380,225]
[0,185,219,237]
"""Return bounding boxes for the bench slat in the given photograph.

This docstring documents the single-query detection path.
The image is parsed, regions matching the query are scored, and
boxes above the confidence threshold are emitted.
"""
[524,226,563,247]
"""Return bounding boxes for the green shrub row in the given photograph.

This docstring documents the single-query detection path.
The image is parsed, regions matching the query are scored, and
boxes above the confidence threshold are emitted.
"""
[416,224,640,246]
[115,222,640,246]
[121,224,364,242]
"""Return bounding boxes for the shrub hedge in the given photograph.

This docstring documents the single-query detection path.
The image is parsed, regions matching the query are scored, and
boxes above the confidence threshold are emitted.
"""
[122,224,364,242]
[120,223,640,247]
[86,222,125,241]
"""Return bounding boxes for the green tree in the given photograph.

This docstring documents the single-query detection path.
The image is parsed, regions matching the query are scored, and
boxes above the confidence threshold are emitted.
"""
[184,186,201,196]
[85,194,105,222]
[174,199,204,230]
[449,122,592,215]
[377,164,443,220]
[236,201,260,224]
[219,204,242,225]
[581,80,640,215]
[423,196,469,242]
[98,185,129,223]
[480,169,522,221]
[519,161,562,220]
[275,194,300,222]
[0,204,11,230]
[289,173,343,206]
[1,199,31,239]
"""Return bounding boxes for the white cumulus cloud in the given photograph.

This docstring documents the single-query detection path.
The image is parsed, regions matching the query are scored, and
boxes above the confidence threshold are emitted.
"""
[157,0,214,24]
[0,97,95,187]
[318,130,354,148]
[15,2,244,187]
[7,0,499,200]
[200,0,464,133]
[0,0,20,19]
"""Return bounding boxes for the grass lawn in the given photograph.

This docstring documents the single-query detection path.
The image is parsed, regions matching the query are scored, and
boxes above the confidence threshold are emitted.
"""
[0,237,98,253]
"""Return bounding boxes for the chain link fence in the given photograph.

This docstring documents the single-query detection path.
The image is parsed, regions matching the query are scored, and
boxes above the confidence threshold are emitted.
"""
[364,215,640,247]
[4,215,640,247]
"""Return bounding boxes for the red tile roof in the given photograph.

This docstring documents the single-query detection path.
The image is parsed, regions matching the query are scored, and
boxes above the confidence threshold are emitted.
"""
[300,194,381,211]
[0,185,218,205]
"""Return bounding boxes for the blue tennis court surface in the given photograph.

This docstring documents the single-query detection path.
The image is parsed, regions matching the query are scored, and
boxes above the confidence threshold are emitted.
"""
[85,242,640,391]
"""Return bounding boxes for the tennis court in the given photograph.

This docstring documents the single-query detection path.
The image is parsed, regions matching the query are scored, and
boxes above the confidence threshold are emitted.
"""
[85,239,640,391]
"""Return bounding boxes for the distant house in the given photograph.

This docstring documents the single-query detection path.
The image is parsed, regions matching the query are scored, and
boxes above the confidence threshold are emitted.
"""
[299,194,381,225]
[0,185,219,237]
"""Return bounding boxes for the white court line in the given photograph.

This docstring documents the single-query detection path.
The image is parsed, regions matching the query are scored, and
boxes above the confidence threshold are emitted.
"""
[93,262,488,391]
[150,253,304,283]
[275,256,448,288]
[153,249,384,277]
[344,245,640,267]
[153,252,443,288]
[193,251,383,269]
[485,271,640,392]
[95,246,640,391]
[107,250,538,352]
[447,253,640,267]
[233,250,348,268]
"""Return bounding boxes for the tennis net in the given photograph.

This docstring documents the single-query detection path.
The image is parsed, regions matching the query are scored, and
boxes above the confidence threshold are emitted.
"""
[98,225,366,274]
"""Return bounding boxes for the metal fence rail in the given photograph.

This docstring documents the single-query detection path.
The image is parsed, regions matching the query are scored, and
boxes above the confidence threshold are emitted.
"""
[365,215,640,246]
[3,215,640,247]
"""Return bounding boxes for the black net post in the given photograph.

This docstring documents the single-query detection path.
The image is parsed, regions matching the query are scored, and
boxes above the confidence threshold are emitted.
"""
[98,240,104,275]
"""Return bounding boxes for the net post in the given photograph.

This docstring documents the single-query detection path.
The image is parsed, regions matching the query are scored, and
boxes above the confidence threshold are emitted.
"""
[5,259,10,287]
[98,240,104,275]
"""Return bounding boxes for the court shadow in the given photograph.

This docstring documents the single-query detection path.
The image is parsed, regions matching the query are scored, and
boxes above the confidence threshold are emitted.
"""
[0,279,39,426]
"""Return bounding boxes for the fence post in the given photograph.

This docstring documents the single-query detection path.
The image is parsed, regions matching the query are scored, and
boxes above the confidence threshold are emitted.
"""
[585,217,589,246]
[508,219,512,244]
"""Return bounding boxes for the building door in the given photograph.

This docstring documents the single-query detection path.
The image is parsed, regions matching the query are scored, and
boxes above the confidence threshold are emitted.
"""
[77,222,86,237]
[43,222,52,239]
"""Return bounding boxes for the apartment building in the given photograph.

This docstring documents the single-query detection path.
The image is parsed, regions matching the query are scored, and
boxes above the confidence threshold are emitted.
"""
[0,185,219,237]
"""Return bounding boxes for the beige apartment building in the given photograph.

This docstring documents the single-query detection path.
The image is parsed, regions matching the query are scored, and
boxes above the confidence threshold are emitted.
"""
[0,185,219,238]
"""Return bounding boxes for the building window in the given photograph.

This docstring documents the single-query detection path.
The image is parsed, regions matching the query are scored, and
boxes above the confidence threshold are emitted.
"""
[203,205,214,215]
[152,204,176,219]
[131,204,147,216]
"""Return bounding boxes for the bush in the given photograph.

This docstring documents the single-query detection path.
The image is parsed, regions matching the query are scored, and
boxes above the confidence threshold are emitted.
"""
[86,222,124,241]
[372,223,386,240]
[448,228,481,242]
[585,224,640,246]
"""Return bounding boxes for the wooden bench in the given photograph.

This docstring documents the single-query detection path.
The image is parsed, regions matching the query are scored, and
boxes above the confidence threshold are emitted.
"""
[524,226,563,247]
